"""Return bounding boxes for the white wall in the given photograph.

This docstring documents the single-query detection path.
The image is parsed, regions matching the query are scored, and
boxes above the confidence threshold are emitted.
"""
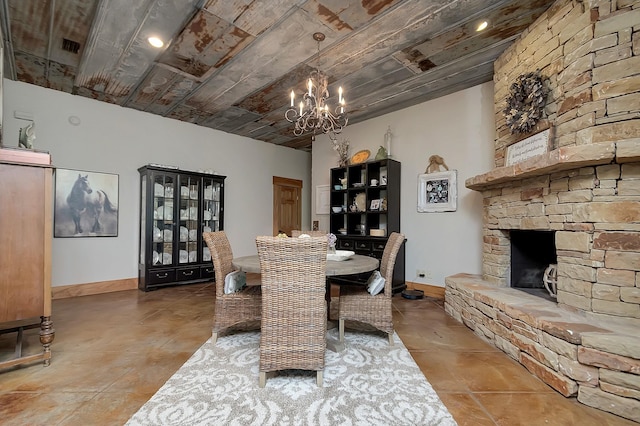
[3,80,311,287]
[312,82,495,287]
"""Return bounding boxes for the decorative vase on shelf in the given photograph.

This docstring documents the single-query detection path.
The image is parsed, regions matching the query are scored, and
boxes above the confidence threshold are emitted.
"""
[384,125,392,158]
[332,137,350,167]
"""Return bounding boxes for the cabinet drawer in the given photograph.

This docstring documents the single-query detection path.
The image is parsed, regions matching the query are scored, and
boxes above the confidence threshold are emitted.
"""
[355,241,371,250]
[201,265,214,279]
[372,241,386,251]
[148,269,176,285]
[177,267,200,281]
[338,239,354,250]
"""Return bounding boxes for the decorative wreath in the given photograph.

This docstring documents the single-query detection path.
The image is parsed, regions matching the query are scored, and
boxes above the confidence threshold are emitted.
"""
[503,71,548,135]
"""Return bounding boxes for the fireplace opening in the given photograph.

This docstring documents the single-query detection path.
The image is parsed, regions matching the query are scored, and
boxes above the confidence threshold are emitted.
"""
[510,230,556,300]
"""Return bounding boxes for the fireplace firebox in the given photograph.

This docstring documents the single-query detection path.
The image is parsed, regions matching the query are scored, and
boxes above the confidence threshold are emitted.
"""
[510,230,556,298]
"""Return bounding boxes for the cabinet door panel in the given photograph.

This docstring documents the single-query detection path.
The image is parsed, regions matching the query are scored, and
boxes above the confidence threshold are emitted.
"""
[0,164,47,321]
[178,174,200,265]
[151,172,177,267]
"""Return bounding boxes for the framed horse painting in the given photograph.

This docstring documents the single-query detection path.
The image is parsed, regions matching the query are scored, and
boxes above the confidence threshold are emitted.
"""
[54,169,119,237]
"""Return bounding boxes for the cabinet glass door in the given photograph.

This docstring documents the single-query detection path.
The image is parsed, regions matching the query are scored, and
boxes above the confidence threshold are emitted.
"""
[152,173,176,266]
[178,174,200,264]
[202,177,222,262]
[140,175,147,265]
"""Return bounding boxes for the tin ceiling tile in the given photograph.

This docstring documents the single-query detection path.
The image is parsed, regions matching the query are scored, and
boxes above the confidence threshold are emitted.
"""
[0,0,556,151]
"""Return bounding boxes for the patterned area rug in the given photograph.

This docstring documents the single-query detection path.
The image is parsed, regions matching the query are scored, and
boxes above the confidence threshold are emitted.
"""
[126,329,457,425]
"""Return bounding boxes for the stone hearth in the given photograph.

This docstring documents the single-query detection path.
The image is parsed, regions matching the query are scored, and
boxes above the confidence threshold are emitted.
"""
[445,273,639,422]
[445,0,640,421]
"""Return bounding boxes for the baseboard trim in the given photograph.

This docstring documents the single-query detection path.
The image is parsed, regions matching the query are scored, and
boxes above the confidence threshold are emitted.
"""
[405,281,445,300]
[52,278,138,300]
[51,278,445,300]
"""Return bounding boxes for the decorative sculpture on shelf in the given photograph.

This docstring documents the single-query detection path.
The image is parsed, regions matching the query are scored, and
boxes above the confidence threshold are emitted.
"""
[18,122,36,149]
[375,145,388,160]
[425,154,449,174]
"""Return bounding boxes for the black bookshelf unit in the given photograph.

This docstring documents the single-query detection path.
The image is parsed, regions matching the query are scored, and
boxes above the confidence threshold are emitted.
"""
[329,158,405,293]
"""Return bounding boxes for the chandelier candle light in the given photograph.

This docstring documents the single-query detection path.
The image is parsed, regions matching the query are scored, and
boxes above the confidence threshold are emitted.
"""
[285,32,348,136]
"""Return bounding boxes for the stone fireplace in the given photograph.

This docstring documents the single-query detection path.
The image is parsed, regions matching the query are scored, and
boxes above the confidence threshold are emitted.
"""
[445,0,639,421]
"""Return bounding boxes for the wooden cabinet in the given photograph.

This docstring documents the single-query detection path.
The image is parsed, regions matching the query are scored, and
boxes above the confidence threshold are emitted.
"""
[0,160,55,370]
[138,166,225,291]
[329,159,405,293]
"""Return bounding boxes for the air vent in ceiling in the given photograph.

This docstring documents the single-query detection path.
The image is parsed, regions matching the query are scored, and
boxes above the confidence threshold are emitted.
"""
[62,38,81,54]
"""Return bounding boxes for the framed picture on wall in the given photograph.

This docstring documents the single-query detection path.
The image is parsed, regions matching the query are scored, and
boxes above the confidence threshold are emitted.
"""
[417,170,457,212]
[54,169,119,237]
[315,184,331,214]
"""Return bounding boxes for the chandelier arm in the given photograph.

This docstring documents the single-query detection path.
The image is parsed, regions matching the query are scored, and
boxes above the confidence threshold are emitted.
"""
[284,108,298,123]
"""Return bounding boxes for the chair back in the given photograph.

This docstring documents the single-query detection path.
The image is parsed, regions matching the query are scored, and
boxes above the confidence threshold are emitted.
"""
[203,231,234,297]
[380,232,405,296]
[291,230,327,238]
[256,236,327,372]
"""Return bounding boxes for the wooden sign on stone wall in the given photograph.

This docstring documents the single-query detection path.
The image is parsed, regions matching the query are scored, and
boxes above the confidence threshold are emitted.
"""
[505,128,552,166]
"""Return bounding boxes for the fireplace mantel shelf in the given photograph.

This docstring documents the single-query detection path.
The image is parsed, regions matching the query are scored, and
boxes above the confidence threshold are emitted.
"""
[466,142,622,191]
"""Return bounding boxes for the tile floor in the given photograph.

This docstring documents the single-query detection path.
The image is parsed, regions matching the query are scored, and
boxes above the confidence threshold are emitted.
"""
[0,281,635,425]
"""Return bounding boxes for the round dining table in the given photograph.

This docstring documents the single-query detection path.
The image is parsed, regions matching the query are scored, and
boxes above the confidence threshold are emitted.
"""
[232,253,379,353]
[232,254,379,276]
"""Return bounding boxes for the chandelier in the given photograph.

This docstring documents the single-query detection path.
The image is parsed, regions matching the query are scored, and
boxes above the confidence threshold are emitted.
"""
[285,32,348,137]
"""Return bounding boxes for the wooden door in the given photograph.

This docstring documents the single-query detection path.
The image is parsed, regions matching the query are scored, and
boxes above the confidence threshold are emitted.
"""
[273,176,302,236]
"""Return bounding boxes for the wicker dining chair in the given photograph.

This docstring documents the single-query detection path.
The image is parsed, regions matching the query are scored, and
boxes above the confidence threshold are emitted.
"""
[338,232,405,345]
[291,230,327,237]
[256,236,328,387]
[203,231,261,344]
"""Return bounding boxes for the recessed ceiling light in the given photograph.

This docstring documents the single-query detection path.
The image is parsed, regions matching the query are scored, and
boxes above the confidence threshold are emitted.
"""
[476,21,488,32]
[148,37,164,48]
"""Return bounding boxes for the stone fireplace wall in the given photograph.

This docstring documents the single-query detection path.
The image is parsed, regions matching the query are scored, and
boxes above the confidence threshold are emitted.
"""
[469,0,640,321]
[445,0,640,419]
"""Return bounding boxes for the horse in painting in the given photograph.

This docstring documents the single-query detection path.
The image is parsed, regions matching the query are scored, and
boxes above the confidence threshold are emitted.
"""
[66,174,117,234]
